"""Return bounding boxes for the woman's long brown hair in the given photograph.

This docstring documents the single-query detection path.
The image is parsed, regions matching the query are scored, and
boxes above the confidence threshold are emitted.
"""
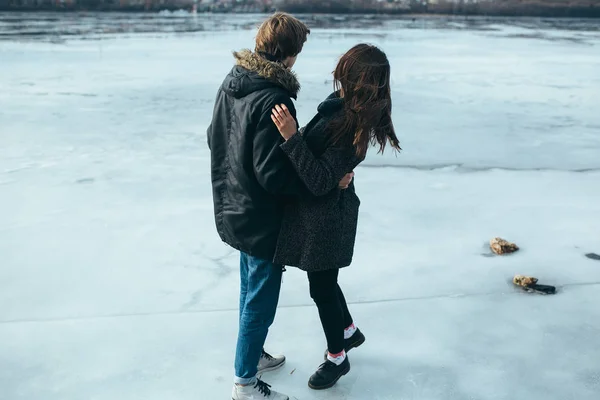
[328,44,400,159]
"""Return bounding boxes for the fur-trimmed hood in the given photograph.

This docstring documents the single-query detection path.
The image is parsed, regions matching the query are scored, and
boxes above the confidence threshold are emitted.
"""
[226,49,300,98]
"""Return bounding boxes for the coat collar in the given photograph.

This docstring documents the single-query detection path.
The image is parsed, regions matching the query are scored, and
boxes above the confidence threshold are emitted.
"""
[317,91,344,117]
[233,49,301,98]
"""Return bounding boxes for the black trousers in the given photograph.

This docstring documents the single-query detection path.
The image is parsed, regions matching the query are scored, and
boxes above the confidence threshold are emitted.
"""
[307,269,354,355]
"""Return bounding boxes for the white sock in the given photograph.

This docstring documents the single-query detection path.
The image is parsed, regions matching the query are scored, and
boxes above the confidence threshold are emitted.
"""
[327,350,346,366]
[344,323,357,340]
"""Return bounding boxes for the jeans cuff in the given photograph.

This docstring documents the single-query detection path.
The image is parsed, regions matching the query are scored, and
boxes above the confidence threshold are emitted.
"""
[234,375,256,385]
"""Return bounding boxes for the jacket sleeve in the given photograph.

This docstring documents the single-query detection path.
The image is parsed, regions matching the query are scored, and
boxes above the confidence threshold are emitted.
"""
[252,97,310,198]
[279,132,354,197]
[207,123,212,150]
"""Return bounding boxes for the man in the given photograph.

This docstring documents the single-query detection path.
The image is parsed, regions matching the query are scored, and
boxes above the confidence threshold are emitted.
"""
[207,12,352,400]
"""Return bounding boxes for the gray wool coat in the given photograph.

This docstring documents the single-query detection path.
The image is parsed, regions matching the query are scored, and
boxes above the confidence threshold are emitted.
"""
[273,94,363,272]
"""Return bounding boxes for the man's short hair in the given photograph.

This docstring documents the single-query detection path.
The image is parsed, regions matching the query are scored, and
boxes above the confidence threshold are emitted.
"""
[255,12,310,61]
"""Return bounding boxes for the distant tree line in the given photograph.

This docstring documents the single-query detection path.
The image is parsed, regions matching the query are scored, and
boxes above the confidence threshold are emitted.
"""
[275,0,384,14]
[1,0,599,17]
[427,0,600,18]
[277,0,600,18]
[0,0,268,12]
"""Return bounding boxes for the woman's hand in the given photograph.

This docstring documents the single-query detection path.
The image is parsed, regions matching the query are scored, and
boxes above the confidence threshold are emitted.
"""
[271,104,297,140]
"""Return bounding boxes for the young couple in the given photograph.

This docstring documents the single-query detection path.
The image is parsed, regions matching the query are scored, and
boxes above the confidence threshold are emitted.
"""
[207,12,399,400]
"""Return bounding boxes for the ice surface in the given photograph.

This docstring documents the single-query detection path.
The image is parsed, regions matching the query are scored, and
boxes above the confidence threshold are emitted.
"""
[1,15,600,400]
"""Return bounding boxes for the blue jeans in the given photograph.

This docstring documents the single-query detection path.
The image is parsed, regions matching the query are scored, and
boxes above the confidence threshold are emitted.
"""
[234,252,283,385]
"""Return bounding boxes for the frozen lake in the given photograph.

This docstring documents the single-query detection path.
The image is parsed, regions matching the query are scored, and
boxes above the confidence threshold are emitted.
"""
[1,13,600,400]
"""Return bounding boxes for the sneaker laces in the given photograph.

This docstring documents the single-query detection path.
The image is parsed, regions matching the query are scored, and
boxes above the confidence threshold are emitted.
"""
[261,349,275,361]
[253,379,272,397]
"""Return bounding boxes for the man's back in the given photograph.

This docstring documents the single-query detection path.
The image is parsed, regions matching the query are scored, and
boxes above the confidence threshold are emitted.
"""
[207,50,307,261]
[210,14,311,399]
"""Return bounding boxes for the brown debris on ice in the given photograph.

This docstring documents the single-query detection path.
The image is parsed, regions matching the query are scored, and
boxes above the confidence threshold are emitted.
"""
[490,237,519,255]
[513,275,538,287]
[513,275,556,295]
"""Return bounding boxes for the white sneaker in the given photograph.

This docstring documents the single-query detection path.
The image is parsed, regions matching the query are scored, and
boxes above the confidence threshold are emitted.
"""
[257,349,285,373]
[231,379,289,400]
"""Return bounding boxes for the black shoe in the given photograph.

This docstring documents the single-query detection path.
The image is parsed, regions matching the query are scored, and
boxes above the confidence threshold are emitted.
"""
[323,328,366,360]
[308,357,350,390]
[345,328,366,352]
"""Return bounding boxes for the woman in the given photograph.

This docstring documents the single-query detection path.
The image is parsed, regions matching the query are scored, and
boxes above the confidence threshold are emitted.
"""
[270,44,400,390]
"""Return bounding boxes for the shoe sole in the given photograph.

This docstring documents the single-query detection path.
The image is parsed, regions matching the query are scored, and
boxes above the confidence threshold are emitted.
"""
[347,334,366,352]
[257,359,286,374]
[233,397,288,400]
[233,396,289,400]
[308,362,351,390]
